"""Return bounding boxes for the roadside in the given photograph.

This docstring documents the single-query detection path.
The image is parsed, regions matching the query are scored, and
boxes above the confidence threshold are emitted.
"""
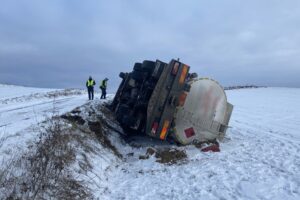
[0,87,299,200]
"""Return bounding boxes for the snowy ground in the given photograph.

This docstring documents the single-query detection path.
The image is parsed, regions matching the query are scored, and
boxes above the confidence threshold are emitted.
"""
[89,87,299,200]
[0,85,299,200]
[0,84,99,159]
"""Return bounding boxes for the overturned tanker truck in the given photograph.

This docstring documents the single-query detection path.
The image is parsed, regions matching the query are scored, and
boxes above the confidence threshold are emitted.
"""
[110,59,233,145]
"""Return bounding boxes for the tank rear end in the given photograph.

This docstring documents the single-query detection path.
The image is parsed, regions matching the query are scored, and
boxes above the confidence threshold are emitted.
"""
[172,78,233,144]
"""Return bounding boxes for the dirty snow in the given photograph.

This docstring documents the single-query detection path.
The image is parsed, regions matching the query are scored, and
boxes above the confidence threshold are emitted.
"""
[0,85,299,200]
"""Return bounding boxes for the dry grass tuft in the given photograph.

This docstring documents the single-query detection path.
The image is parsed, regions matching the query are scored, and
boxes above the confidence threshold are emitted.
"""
[0,116,93,200]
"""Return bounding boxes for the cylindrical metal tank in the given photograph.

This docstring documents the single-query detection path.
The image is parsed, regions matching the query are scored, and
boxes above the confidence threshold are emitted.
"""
[173,78,231,144]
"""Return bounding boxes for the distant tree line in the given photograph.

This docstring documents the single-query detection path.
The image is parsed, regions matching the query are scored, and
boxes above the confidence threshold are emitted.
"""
[224,85,267,90]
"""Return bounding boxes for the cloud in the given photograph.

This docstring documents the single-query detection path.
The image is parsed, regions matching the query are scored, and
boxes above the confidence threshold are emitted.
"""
[0,0,300,89]
[0,42,38,54]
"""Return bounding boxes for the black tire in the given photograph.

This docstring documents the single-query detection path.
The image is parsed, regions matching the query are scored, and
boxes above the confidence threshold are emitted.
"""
[131,71,144,82]
[142,60,155,73]
[133,63,142,71]
[119,72,127,79]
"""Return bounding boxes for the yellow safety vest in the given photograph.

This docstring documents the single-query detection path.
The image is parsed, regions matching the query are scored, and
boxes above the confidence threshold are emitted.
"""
[87,80,94,87]
[101,80,107,89]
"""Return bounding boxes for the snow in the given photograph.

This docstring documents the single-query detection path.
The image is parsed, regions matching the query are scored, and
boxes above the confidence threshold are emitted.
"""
[98,87,300,200]
[0,84,56,100]
[0,84,91,159]
[1,85,299,200]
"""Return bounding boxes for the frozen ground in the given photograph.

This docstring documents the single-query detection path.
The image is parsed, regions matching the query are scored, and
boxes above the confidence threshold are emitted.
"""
[0,85,299,200]
[0,84,56,100]
[0,84,102,159]
[91,87,299,200]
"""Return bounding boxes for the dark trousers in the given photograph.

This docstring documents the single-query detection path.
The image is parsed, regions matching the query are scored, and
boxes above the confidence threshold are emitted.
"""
[87,87,94,100]
[101,88,106,99]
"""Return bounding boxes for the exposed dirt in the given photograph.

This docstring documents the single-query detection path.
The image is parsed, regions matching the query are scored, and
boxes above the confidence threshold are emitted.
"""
[155,148,187,164]
[98,103,114,117]
[70,108,81,114]
[146,147,156,156]
[62,102,123,159]
[139,147,187,164]
[62,102,187,165]
[97,105,125,136]
[61,114,85,125]
[87,120,122,158]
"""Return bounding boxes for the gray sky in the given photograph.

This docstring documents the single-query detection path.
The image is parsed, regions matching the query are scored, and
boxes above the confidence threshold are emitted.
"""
[1,0,300,91]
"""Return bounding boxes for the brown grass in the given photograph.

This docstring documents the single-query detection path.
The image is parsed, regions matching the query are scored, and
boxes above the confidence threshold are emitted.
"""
[0,116,93,200]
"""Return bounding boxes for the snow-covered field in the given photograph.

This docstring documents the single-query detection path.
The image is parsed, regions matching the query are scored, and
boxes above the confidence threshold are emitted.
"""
[0,84,90,158]
[96,87,300,200]
[0,85,299,200]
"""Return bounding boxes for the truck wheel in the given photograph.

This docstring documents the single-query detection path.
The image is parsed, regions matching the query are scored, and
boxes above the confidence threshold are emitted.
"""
[131,71,144,82]
[119,72,127,79]
[142,61,155,72]
[133,63,142,71]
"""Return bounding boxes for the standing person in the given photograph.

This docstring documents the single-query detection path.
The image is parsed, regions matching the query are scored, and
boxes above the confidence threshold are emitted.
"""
[86,76,96,100]
[100,78,108,99]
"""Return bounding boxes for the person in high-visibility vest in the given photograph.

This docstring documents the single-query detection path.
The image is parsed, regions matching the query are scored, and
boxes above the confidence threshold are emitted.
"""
[86,76,96,100]
[100,78,108,99]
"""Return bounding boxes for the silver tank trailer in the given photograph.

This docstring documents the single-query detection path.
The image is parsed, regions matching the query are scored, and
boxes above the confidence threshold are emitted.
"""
[173,78,233,144]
